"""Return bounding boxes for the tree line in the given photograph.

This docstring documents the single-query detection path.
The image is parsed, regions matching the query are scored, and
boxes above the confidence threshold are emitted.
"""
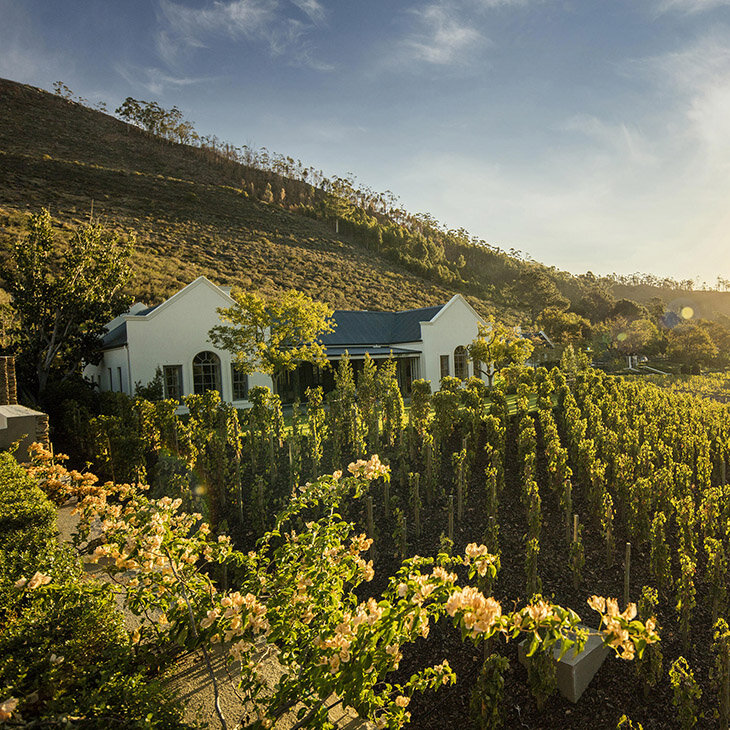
[50,82,723,328]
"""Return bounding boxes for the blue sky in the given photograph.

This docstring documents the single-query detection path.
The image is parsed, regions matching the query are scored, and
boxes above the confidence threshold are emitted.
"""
[3,0,730,284]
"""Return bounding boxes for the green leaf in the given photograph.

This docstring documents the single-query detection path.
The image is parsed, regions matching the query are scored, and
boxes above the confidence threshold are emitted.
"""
[526,632,541,658]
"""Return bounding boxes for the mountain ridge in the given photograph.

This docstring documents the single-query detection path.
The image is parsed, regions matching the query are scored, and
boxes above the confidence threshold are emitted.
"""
[2,76,729,322]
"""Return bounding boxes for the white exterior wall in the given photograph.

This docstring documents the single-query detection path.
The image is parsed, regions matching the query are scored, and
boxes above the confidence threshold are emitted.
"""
[96,347,131,394]
[92,278,273,404]
[418,295,486,388]
[87,281,486,402]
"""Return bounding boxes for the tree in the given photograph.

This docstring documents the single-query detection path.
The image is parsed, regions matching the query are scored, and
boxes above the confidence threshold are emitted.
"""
[515,268,570,325]
[209,289,335,385]
[697,319,730,367]
[592,317,661,362]
[667,325,719,371]
[616,318,661,357]
[574,287,616,324]
[4,210,134,401]
[468,318,534,387]
[610,299,650,322]
[115,97,197,143]
[537,307,591,345]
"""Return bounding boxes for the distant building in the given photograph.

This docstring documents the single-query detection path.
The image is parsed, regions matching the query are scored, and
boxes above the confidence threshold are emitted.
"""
[84,276,488,404]
[519,330,557,366]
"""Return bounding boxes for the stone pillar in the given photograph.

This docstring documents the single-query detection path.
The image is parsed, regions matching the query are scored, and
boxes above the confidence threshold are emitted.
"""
[35,414,50,450]
[0,356,17,405]
[7,356,16,405]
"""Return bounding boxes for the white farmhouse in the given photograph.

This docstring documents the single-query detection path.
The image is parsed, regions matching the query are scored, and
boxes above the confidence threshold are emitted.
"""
[85,276,487,404]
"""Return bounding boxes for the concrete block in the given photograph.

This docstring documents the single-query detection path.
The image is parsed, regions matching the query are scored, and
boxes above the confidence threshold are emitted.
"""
[518,624,610,703]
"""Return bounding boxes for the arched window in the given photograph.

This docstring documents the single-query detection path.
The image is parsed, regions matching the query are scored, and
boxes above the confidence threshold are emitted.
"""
[454,346,468,380]
[193,351,222,395]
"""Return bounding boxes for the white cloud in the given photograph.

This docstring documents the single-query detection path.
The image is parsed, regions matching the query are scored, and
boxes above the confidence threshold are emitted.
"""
[472,0,534,7]
[290,0,326,25]
[115,64,213,96]
[640,32,730,172]
[158,0,277,44]
[560,115,656,166]
[654,0,730,13]
[0,0,71,85]
[156,0,330,71]
[399,3,485,65]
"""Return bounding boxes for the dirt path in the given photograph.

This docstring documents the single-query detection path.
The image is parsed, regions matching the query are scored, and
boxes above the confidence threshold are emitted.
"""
[55,503,370,730]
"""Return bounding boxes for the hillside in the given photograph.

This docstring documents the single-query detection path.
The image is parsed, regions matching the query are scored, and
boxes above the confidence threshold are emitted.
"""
[2,76,730,322]
[0,78,491,314]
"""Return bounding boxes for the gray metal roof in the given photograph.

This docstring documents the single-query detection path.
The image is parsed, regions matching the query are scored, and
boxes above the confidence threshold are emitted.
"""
[100,304,161,350]
[521,330,556,349]
[99,303,444,351]
[137,304,161,316]
[101,321,127,350]
[321,305,443,346]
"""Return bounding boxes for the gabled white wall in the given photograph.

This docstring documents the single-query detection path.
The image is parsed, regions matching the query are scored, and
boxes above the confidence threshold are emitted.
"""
[92,347,129,394]
[419,295,486,387]
[91,277,273,403]
[87,282,486,402]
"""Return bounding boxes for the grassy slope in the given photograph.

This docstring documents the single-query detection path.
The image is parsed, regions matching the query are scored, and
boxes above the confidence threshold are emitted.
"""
[0,78,485,314]
[2,76,730,321]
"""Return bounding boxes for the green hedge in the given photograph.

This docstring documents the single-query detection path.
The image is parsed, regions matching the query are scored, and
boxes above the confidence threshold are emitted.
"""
[0,452,76,616]
[0,452,193,727]
[0,451,55,543]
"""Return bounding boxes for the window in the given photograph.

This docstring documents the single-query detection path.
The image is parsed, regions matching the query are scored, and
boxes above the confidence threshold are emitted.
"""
[108,367,113,391]
[117,367,124,393]
[163,365,183,400]
[231,364,248,401]
[193,351,221,395]
[454,346,468,380]
[473,357,483,378]
[440,354,449,379]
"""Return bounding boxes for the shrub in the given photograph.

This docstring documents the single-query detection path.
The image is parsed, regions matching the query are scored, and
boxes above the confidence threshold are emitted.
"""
[0,452,190,727]
[470,653,510,729]
[0,453,63,615]
[670,656,702,730]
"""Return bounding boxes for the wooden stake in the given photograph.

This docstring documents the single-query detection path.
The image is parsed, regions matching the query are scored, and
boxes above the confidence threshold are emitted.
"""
[425,438,433,507]
[414,478,421,539]
[448,495,454,544]
[572,514,580,590]
[234,418,243,529]
[720,644,730,728]
[624,542,631,609]
[366,496,376,560]
[565,479,572,544]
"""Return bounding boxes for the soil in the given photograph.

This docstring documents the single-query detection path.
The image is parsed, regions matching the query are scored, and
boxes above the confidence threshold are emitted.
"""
[348,419,717,730]
[55,411,720,729]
